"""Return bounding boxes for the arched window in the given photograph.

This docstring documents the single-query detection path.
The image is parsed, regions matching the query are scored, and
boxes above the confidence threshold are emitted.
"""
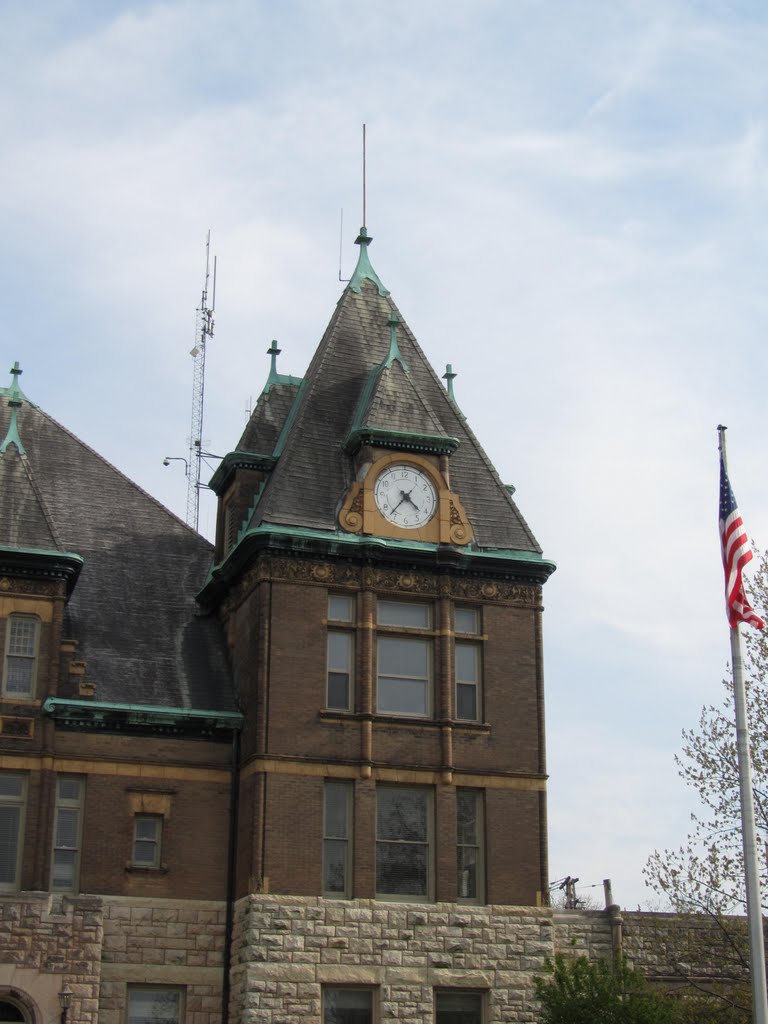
[0,996,30,1022]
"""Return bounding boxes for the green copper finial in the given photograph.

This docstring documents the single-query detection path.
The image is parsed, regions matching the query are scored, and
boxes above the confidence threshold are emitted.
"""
[443,364,457,402]
[383,311,409,371]
[348,227,390,297]
[261,340,302,397]
[267,340,281,384]
[0,362,27,455]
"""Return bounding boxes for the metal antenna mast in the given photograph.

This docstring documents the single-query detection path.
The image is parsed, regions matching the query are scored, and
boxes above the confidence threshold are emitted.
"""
[188,231,216,531]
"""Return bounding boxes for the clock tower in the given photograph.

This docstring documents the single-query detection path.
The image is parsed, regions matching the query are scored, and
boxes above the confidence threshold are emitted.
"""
[203,226,556,1023]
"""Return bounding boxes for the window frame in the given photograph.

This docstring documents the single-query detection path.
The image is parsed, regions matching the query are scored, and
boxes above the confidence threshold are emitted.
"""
[51,775,85,893]
[0,772,26,893]
[327,595,355,713]
[323,779,353,898]
[2,615,40,700]
[454,607,482,723]
[376,600,434,719]
[132,813,163,869]
[456,788,485,904]
[375,783,433,901]
[322,985,374,1024]
[126,985,184,1024]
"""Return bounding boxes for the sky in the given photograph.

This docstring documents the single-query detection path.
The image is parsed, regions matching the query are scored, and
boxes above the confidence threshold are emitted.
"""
[4,0,768,911]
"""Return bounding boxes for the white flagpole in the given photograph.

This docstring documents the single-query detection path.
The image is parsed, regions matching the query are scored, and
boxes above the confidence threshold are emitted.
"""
[719,425,768,1024]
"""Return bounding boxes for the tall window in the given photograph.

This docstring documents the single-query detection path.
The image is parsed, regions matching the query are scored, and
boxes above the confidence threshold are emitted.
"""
[51,775,84,892]
[0,773,25,891]
[323,780,352,897]
[456,789,484,903]
[377,600,432,717]
[3,615,40,698]
[376,785,432,899]
[454,607,481,721]
[435,991,485,1023]
[323,987,373,1024]
[133,814,162,868]
[327,595,355,711]
[127,987,183,1024]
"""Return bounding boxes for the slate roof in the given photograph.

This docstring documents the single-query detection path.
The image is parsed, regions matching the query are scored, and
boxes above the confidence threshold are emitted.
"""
[0,393,236,714]
[240,235,542,554]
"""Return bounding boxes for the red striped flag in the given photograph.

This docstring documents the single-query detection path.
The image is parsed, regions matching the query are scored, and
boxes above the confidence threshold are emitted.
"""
[719,455,764,630]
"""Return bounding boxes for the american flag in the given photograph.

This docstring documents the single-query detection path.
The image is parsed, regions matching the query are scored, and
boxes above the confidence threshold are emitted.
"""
[719,455,764,630]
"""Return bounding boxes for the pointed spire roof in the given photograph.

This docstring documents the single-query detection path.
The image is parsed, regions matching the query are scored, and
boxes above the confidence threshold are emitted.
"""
[223,231,545,562]
[0,363,63,551]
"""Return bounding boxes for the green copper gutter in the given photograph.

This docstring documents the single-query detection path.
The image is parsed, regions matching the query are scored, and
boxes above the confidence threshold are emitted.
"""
[345,427,460,457]
[43,698,243,733]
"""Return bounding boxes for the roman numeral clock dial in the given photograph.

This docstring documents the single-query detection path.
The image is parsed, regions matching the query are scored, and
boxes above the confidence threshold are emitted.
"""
[374,464,437,529]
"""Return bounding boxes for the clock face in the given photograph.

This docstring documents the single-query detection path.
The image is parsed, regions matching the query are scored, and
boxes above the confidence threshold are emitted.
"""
[374,464,437,529]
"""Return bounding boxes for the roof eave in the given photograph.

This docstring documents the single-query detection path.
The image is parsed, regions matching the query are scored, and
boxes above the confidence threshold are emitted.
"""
[0,546,84,596]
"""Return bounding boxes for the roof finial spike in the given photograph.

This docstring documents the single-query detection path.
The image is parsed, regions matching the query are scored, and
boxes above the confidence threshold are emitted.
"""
[0,361,27,455]
[267,340,282,382]
[443,363,457,402]
[383,311,409,372]
[362,122,367,231]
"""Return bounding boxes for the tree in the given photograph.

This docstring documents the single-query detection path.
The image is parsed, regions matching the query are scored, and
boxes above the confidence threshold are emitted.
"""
[534,955,679,1024]
[643,552,768,1012]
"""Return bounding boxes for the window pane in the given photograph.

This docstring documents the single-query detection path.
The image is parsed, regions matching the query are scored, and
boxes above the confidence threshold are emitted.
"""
[377,600,430,628]
[135,817,159,841]
[0,1000,25,1022]
[378,788,427,841]
[0,776,24,800]
[327,673,350,709]
[55,808,79,847]
[5,660,33,695]
[328,632,351,669]
[328,595,354,622]
[457,791,477,844]
[0,807,20,885]
[456,644,478,681]
[325,782,348,838]
[127,988,181,1024]
[324,988,372,1024]
[436,991,483,1023]
[134,841,157,865]
[323,839,347,894]
[52,849,76,889]
[58,778,82,802]
[378,677,428,716]
[379,637,428,676]
[377,842,428,895]
[455,608,480,634]
[8,618,36,656]
[456,684,477,721]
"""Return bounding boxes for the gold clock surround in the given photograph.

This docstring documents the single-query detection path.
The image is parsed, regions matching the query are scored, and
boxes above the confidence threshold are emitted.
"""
[339,452,474,545]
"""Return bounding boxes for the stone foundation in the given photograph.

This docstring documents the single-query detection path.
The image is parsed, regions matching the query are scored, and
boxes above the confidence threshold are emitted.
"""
[230,895,554,1024]
[0,893,102,1024]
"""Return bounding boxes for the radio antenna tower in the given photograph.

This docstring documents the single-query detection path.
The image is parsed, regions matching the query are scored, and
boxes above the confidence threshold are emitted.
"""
[188,231,216,531]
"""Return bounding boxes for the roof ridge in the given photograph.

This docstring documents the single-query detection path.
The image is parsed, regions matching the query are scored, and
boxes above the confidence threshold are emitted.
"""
[20,452,64,551]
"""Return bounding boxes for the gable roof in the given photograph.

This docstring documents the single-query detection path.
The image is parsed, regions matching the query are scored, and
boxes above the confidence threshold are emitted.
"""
[238,232,543,555]
[0,387,236,715]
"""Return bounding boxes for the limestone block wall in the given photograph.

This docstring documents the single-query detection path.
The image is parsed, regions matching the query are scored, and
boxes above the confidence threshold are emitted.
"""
[0,893,103,1024]
[231,895,555,1024]
[98,896,227,1024]
[555,908,750,989]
